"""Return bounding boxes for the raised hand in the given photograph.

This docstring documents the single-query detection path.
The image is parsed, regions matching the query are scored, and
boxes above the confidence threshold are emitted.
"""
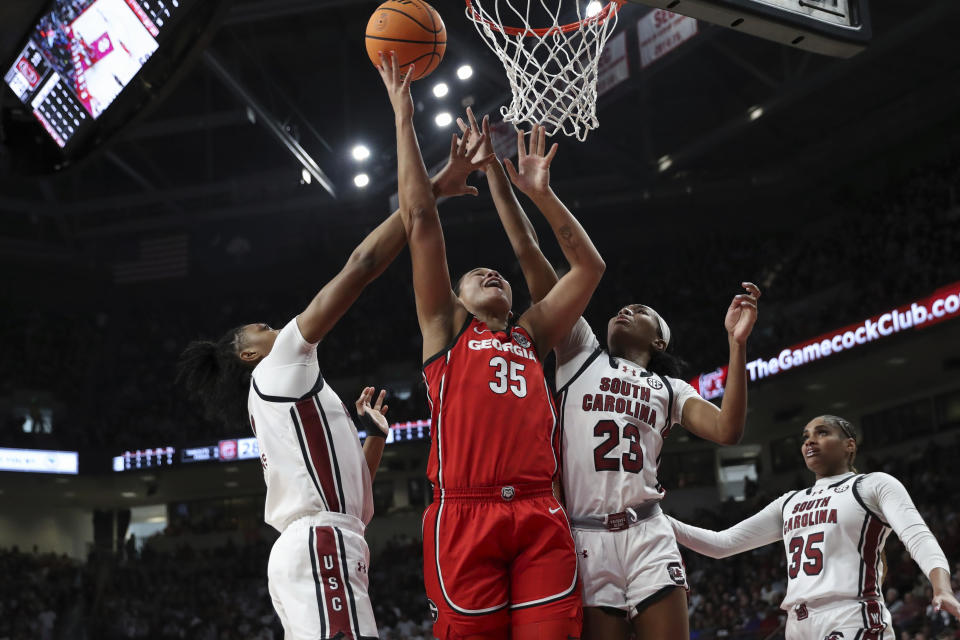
[504,124,558,198]
[433,128,495,198]
[456,107,496,168]
[375,51,414,121]
[355,386,390,437]
[724,282,761,345]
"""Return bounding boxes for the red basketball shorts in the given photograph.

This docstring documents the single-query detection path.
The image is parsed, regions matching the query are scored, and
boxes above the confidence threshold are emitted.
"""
[423,482,582,639]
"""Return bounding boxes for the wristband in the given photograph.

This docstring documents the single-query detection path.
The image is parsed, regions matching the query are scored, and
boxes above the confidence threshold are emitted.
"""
[359,412,386,438]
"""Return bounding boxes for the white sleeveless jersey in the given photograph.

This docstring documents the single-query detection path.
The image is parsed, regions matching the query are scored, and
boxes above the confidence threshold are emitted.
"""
[777,473,891,608]
[555,318,699,519]
[248,319,373,532]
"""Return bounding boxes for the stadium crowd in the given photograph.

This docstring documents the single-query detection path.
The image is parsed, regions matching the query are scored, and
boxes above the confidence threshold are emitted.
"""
[1,440,959,640]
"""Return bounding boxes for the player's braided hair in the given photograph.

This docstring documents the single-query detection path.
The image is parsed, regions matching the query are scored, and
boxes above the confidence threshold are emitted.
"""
[821,414,858,472]
[177,326,253,429]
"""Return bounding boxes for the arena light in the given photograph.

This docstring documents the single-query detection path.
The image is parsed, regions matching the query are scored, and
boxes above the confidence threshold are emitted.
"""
[351,144,371,161]
[433,82,449,98]
[456,64,473,80]
[748,105,764,121]
[658,155,673,172]
[121,491,137,498]
[300,168,312,184]
[354,173,370,188]
[585,1,603,17]
[435,112,453,127]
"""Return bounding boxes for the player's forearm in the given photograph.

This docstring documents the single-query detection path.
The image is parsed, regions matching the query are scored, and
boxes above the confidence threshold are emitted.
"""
[488,162,559,302]
[716,336,748,445]
[488,161,539,247]
[528,189,605,277]
[930,568,952,596]
[363,436,386,482]
[396,117,436,230]
[345,209,407,285]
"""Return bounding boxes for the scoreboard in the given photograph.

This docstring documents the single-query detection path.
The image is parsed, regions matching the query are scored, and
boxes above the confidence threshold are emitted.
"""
[3,0,195,149]
[112,420,433,472]
[632,0,870,57]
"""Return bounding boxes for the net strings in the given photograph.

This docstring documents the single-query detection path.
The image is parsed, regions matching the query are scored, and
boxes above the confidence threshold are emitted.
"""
[466,0,621,141]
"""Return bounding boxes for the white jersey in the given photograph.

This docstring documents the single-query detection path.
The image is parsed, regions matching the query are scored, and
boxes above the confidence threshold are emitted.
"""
[555,318,699,520]
[248,319,374,532]
[670,472,951,610]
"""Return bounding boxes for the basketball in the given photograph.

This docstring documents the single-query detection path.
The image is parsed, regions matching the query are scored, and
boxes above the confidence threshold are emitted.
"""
[365,0,446,81]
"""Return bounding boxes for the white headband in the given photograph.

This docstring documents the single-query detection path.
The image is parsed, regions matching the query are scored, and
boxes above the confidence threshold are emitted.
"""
[646,306,671,347]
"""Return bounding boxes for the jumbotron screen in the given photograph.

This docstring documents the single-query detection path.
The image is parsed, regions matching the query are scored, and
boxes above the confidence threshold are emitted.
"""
[3,0,187,148]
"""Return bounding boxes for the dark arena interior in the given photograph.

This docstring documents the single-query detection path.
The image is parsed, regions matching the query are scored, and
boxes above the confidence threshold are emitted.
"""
[1,0,959,638]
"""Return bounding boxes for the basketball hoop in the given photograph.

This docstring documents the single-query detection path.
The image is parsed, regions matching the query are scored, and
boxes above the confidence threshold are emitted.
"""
[465,0,625,141]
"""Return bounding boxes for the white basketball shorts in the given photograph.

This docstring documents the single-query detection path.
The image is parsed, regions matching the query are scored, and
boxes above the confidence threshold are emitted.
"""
[572,512,687,617]
[267,512,378,640]
[786,598,893,640]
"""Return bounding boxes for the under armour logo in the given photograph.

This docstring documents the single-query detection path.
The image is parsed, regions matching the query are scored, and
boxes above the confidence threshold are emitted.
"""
[580,550,588,558]
[356,561,367,573]
[621,365,638,376]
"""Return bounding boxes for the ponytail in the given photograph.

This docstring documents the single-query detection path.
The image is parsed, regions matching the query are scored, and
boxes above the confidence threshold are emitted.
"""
[647,347,687,380]
[177,326,252,429]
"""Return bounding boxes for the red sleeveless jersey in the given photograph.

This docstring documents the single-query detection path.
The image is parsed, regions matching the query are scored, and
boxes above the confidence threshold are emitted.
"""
[423,316,560,489]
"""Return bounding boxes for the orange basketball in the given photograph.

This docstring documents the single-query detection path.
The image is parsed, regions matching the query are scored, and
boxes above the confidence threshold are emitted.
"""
[365,0,446,81]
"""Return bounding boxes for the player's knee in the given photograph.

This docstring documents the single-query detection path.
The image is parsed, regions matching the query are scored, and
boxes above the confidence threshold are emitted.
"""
[512,616,582,640]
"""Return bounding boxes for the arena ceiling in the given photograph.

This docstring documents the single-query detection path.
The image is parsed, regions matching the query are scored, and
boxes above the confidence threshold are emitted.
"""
[0,0,958,267]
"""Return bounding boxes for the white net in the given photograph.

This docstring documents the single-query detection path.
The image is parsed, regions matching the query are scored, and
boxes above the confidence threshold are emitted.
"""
[465,0,623,141]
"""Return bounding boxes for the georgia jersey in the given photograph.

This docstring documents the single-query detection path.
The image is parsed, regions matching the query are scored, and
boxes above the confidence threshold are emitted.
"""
[555,318,699,520]
[423,316,559,489]
[248,319,373,531]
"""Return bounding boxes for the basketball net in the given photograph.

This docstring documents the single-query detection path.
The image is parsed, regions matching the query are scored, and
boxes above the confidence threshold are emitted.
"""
[465,0,624,141]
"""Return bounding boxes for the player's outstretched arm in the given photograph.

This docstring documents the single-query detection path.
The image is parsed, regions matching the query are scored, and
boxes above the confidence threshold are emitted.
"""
[512,126,605,355]
[296,209,406,344]
[681,283,761,445]
[457,108,558,303]
[355,387,390,481]
[377,52,490,360]
[868,473,959,618]
[668,497,783,559]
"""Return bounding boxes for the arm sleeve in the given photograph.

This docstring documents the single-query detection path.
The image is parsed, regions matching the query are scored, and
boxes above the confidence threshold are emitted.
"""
[554,317,600,389]
[668,496,786,559]
[669,378,702,427]
[862,473,950,578]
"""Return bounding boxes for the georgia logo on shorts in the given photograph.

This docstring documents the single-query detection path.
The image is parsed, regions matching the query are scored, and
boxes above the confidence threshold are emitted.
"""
[511,330,530,348]
[666,562,685,585]
[501,486,516,501]
[647,377,663,390]
[823,632,845,640]
[428,599,439,622]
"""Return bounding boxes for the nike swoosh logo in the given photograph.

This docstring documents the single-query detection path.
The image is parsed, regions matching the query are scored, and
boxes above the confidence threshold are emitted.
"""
[473,326,486,334]
[549,507,562,514]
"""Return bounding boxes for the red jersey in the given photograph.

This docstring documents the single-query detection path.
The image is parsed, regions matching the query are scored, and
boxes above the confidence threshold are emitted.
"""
[423,316,559,489]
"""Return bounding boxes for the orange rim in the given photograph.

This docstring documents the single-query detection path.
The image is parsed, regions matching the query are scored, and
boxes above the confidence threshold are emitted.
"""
[465,0,624,37]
